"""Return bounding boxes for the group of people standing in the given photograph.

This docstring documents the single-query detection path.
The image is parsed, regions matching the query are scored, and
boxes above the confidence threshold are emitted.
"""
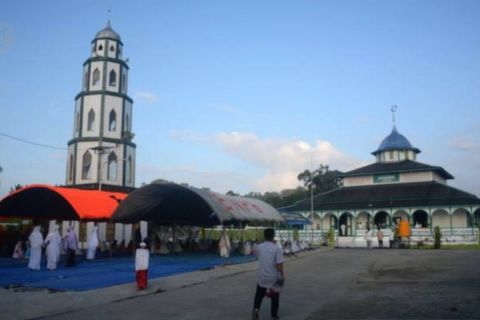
[14,223,100,271]
[364,226,384,250]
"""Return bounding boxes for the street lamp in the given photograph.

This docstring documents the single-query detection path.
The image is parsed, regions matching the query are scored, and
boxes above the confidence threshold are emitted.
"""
[89,145,116,191]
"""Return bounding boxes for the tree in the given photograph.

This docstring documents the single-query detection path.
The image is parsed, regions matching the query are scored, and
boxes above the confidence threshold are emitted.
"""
[9,184,23,193]
[226,190,239,196]
[297,164,341,194]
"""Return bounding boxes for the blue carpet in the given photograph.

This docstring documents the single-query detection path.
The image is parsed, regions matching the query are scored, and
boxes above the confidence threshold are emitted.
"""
[0,253,256,291]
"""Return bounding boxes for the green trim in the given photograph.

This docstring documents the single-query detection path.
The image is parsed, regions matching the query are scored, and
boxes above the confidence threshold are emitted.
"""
[118,65,123,95]
[78,96,84,138]
[83,56,129,70]
[75,91,133,104]
[67,137,136,148]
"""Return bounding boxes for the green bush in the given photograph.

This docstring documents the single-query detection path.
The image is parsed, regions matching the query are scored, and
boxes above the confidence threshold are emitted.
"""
[434,226,442,249]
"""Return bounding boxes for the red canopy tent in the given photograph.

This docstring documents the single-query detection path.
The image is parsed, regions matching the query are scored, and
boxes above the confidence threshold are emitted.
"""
[0,184,127,221]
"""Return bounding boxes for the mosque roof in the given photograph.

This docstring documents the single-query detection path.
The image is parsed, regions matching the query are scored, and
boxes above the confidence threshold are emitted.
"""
[286,181,480,211]
[372,126,420,155]
[95,20,121,41]
[339,160,454,179]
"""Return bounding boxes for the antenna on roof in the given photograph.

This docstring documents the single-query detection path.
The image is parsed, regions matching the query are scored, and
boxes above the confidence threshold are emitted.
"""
[107,3,112,22]
[391,105,397,125]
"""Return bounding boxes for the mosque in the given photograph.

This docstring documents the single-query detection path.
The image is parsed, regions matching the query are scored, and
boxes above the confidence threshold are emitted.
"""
[290,112,480,245]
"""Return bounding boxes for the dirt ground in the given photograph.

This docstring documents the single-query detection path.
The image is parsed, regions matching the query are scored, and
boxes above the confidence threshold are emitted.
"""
[6,248,480,320]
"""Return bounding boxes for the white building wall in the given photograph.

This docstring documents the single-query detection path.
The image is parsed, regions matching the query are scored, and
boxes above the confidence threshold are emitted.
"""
[400,171,433,183]
[107,41,117,59]
[82,95,102,137]
[432,211,450,228]
[125,145,136,186]
[89,61,103,90]
[75,141,101,184]
[343,176,372,187]
[73,99,81,138]
[343,170,442,187]
[432,172,447,184]
[82,65,89,91]
[124,101,132,133]
[103,95,123,139]
[106,62,120,92]
[452,211,468,227]
[121,68,128,94]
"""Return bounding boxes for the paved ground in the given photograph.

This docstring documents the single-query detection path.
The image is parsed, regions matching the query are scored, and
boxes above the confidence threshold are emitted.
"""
[2,249,480,319]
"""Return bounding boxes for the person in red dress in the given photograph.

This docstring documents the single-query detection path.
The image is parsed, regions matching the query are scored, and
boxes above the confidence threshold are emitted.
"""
[135,242,149,290]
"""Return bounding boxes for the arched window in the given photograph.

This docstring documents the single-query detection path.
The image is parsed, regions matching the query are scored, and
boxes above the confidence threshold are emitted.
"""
[122,74,126,91]
[82,151,92,179]
[69,154,74,181]
[127,155,133,183]
[107,152,117,181]
[98,44,103,51]
[110,45,115,52]
[109,109,116,131]
[87,109,95,131]
[92,68,100,86]
[109,70,116,86]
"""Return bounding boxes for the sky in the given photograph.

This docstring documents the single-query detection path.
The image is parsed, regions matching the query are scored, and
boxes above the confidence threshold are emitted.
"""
[0,0,479,198]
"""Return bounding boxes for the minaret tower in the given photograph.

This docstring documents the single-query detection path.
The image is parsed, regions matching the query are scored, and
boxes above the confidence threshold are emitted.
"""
[66,21,135,191]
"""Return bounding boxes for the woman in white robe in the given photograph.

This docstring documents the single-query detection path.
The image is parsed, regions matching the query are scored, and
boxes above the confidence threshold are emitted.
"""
[28,226,43,270]
[44,225,62,270]
[218,230,231,258]
[86,224,99,260]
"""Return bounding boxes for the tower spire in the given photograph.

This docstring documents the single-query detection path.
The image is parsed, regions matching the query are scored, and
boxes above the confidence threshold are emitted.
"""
[391,105,397,126]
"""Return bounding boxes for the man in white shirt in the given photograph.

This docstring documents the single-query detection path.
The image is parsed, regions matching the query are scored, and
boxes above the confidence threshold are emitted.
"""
[252,228,285,320]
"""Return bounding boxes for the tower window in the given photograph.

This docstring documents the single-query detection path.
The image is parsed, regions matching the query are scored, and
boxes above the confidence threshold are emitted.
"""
[92,68,100,86]
[109,109,116,131]
[125,114,130,132]
[87,109,95,131]
[122,74,126,91]
[109,70,117,86]
[110,45,115,52]
[389,151,394,160]
[98,44,103,51]
[127,155,133,183]
[82,151,92,179]
[107,152,117,181]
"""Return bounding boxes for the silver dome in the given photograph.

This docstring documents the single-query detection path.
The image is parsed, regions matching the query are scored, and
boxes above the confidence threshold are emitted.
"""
[95,20,121,41]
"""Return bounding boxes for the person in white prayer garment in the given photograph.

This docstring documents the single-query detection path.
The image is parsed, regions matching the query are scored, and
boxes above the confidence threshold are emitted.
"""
[28,226,44,270]
[44,225,62,270]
